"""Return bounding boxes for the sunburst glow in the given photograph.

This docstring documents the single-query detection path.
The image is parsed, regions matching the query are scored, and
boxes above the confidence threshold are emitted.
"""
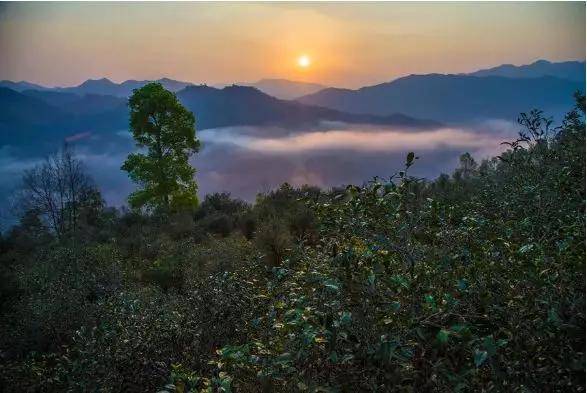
[297,55,311,68]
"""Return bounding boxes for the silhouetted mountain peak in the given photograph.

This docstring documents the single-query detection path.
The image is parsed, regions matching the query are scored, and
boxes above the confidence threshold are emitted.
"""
[222,85,269,97]
[0,80,50,92]
[221,79,329,100]
[314,86,354,94]
[255,78,324,87]
[181,84,219,93]
[467,59,585,81]
[79,78,116,87]
[532,59,551,65]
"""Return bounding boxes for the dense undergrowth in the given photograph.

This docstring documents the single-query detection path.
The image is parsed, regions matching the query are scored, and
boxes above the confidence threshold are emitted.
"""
[0,96,585,392]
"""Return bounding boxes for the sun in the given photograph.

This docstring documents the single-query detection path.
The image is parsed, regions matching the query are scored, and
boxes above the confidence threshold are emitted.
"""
[297,55,311,68]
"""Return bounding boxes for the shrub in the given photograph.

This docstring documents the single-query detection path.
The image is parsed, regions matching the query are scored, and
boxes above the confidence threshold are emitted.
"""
[141,255,185,292]
[237,211,257,240]
[202,213,233,237]
[0,244,122,356]
[255,218,292,268]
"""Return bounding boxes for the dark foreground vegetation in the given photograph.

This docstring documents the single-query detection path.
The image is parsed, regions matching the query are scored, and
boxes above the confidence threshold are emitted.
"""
[0,93,585,392]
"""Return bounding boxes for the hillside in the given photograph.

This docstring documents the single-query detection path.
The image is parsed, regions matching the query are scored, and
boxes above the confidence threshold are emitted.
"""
[0,87,64,125]
[245,79,327,100]
[176,85,439,130]
[22,90,127,115]
[467,59,585,82]
[0,88,128,147]
[0,85,439,148]
[298,74,583,123]
[0,80,51,92]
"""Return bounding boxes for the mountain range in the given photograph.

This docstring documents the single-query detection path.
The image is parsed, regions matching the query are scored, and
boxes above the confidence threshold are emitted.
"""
[0,59,584,148]
[233,79,326,100]
[297,60,585,124]
[298,74,582,124]
[467,59,585,82]
[0,78,325,100]
[0,84,438,148]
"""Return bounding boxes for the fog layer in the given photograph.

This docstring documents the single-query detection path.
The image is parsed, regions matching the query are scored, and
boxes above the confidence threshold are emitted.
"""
[0,121,518,227]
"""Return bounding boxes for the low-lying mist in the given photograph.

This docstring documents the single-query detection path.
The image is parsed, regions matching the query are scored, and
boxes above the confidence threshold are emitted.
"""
[0,120,518,227]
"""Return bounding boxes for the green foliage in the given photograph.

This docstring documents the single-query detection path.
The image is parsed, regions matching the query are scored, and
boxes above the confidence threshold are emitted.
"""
[142,255,185,292]
[0,244,122,355]
[122,82,200,212]
[196,96,586,391]
[254,218,293,268]
[1,95,584,392]
[194,193,250,238]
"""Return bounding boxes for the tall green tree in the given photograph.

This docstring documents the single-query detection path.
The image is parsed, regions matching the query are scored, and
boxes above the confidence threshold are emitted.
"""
[122,83,200,211]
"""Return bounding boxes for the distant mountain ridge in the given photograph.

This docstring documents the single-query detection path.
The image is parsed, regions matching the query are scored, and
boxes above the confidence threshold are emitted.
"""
[0,77,327,100]
[1,58,584,141]
[0,84,438,148]
[176,85,437,130]
[466,59,585,82]
[0,77,196,98]
[54,77,196,97]
[0,80,51,92]
[244,79,326,100]
[298,60,585,124]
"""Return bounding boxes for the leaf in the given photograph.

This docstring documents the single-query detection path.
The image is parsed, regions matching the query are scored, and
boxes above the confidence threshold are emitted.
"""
[450,324,468,334]
[482,336,497,357]
[406,152,415,166]
[391,301,401,312]
[518,244,534,254]
[415,327,427,340]
[436,329,450,345]
[339,311,352,325]
[323,279,340,292]
[390,275,409,290]
[474,350,488,367]
[548,307,561,325]
[328,351,339,363]
[424,294,437,311]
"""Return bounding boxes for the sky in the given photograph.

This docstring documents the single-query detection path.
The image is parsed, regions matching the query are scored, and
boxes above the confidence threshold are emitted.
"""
[0,2,585,88]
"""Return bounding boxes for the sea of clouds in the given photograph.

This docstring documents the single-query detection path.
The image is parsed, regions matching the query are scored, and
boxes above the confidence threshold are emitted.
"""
[0,120,519,228]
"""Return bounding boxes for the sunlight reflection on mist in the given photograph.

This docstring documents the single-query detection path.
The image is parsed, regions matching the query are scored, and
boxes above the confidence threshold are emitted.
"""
[199,125,513,156]
[192,122,518,200]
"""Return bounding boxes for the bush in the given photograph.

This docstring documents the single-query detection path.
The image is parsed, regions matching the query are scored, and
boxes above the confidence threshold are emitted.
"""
[237,211,257,240]
[201,213,233,237]
[166,211,196,240]
[0,244,122,356]
[255,218,292,268]
[141,255,185,292]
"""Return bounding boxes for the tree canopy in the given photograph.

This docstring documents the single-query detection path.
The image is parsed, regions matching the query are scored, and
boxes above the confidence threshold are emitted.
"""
[122,82,200,212]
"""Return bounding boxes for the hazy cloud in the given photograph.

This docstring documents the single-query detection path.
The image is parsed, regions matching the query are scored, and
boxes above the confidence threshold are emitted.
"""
[0,121,518,227]
[199,124,515,156]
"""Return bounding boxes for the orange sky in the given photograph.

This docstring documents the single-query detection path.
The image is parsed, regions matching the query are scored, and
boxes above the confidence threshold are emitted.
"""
[0,2,584,88]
